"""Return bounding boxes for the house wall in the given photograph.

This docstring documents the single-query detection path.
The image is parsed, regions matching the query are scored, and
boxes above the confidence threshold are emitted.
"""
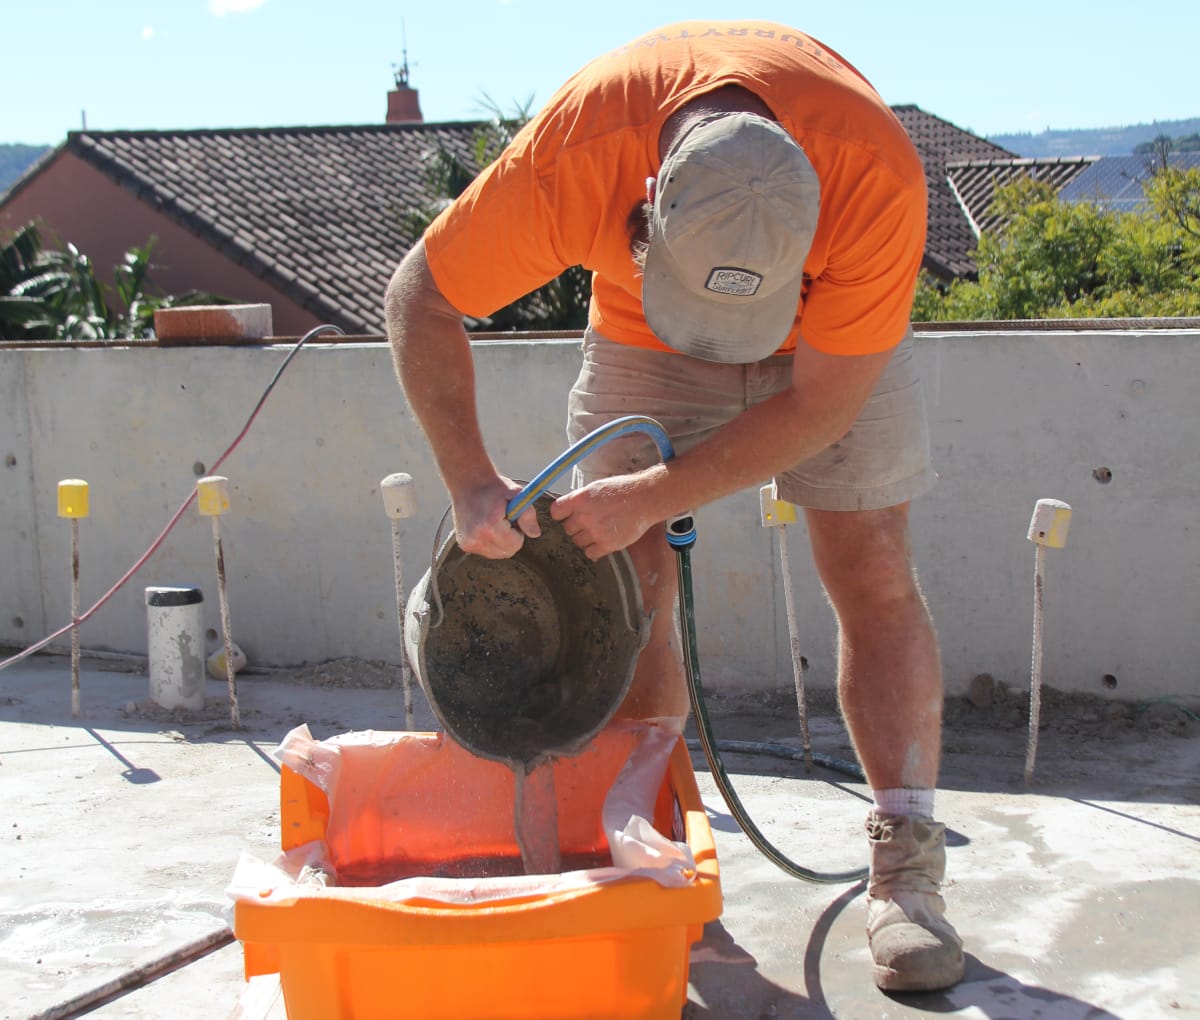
[0,152,320,336]
[1,330,1197,707]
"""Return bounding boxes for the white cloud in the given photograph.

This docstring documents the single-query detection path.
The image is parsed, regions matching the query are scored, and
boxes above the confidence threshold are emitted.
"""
[209,0,268,15]
[140,25,154,41]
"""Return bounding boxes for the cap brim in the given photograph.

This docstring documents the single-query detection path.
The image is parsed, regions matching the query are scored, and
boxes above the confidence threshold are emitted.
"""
[642,235,803,364]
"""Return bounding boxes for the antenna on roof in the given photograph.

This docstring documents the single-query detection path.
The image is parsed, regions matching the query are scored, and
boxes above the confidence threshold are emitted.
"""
[386,18,423,124]
[393,18,412,89]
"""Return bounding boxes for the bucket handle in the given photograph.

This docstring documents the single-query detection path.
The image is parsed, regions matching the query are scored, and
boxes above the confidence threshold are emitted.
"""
[424,503,456,630]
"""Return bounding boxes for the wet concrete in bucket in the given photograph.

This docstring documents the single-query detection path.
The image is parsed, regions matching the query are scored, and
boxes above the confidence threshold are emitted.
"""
[409,495,645,771]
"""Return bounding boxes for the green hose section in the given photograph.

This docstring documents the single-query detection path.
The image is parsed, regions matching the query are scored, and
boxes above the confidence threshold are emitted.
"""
[676,546,869,885]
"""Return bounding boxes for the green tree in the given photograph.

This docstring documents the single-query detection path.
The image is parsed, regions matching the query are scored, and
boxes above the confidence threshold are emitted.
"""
[914,170,1200,321]
[0,224,227,340]
[398,96,592,331]
[1144,163,1200,241]
[0,223,63,338]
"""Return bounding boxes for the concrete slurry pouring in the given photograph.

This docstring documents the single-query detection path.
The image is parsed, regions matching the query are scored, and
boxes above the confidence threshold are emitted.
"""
[1,653,1197,1019]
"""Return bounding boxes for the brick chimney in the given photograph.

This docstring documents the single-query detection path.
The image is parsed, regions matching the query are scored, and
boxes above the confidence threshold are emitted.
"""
[386,61,423,124]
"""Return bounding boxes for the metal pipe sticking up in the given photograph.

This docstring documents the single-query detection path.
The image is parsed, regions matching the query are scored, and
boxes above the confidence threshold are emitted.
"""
[198,475,240,729]
[57,479,89,718]
[1025,498,1073,784]
[381,472,418,730]
[759,481,813,770]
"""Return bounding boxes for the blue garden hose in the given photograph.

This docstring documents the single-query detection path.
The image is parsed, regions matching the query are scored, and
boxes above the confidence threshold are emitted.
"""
[507,415,868,885]
[504,414,676,522]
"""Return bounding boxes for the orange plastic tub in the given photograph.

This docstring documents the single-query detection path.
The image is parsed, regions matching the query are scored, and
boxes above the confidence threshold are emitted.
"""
[233,728,722,1020]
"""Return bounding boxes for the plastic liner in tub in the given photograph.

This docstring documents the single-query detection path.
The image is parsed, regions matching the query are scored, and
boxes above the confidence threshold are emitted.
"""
[228,721,722,1020]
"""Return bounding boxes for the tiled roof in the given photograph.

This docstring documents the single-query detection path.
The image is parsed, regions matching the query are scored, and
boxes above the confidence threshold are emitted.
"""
[890,106,1017,279]
[64,124,487,334]
[946,156,1097,237]
[18,109,1027,330]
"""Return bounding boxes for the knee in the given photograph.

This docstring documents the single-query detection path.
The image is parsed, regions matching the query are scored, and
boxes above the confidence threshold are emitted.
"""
[807,507,923,613]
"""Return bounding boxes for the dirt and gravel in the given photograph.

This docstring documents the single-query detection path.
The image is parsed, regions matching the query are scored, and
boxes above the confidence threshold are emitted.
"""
[694,677,1198,799]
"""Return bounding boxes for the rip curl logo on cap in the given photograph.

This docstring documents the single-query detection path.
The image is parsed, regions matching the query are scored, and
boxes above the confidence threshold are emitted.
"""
[705,267,763,297]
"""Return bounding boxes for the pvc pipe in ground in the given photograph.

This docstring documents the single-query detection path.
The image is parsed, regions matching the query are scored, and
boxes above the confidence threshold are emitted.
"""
[145,586,206,711]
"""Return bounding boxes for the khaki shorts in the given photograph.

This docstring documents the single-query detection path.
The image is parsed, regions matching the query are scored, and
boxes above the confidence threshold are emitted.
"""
[566,327,934,511]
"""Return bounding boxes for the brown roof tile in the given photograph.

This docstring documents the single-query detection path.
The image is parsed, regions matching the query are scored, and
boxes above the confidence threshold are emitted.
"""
[66,123,487,334]
[890,106,1017,279]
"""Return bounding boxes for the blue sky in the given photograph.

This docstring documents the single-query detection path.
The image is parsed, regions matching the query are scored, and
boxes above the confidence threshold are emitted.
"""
[5,1,1198,146]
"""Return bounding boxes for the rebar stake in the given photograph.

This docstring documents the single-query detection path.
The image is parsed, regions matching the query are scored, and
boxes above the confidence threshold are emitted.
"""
[58,480,90,718]
[381,473,418,730]
[198,476,240,729]
[760,483,812,770]
[1025,498,1072,784]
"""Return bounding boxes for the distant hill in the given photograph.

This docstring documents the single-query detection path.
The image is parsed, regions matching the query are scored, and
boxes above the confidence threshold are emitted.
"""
[989,117,1200,158]
[0,144,51,194]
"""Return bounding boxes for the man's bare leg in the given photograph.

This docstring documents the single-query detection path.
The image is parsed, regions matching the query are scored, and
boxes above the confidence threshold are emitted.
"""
[805,503,963,992]
[805,503,942,788]
[613,527,690,724]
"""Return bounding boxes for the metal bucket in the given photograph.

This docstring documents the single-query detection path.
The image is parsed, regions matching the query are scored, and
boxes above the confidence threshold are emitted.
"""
[405,493,648,768]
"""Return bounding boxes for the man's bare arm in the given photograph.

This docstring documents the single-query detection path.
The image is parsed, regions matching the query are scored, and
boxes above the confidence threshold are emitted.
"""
[385,239,538,556]
[551,339,893,558]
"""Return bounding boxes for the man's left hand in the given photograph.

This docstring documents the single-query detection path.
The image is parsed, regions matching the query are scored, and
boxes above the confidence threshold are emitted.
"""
[549,475,658,560]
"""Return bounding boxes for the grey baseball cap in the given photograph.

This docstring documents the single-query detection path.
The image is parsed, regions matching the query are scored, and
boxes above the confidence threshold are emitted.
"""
[642,112,820,363]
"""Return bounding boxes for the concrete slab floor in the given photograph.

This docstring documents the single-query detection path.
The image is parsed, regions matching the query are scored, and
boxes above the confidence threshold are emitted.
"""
[1,654,1197,1019]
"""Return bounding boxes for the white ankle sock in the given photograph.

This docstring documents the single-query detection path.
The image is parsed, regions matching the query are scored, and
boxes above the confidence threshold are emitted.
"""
[872,788,935,818]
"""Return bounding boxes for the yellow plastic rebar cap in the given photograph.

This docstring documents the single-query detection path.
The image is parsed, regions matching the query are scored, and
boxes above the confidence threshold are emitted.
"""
[57,479,90,519]
[197,475,231,516]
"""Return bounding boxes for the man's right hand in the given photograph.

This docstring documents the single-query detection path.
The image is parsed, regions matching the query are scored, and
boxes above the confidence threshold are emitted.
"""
[450,476,542,559]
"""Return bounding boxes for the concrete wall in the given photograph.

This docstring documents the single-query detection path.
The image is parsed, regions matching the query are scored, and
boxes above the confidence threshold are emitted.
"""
[1,329,1197,704]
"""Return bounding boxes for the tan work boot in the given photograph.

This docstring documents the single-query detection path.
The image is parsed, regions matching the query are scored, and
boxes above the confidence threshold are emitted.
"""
[865,811,964,992]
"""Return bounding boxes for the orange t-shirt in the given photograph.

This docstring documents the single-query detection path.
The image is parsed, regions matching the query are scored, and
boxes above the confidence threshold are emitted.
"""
[424,20,927,356]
